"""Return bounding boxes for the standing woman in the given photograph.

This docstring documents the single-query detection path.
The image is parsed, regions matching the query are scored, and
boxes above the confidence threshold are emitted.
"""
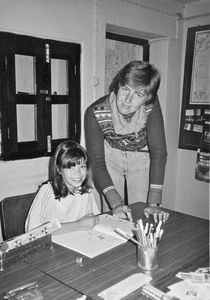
[84,61,169,222]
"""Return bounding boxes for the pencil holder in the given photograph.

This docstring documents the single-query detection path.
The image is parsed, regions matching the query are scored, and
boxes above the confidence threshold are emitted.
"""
[137,245,159,271]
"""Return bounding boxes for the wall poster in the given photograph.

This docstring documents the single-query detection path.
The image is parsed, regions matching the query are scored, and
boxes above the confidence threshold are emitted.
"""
[179,25,210,152]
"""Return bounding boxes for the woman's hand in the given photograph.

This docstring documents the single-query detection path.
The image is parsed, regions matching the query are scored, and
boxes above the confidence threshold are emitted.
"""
[144,204,169,223]
[113,204,133,221]
[78,213,99,230]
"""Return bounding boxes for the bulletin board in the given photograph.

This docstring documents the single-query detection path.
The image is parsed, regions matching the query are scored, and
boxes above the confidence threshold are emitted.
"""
[179,24,210,152]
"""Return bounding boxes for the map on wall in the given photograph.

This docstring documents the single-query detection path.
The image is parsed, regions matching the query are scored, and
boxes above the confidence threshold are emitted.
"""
[105,39,143,94]
[190,30,210,105]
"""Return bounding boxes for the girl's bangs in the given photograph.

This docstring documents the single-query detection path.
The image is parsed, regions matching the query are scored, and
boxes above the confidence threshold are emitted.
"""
[61,152,87,169]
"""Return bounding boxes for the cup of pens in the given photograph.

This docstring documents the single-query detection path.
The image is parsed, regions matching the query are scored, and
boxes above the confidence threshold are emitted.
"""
[137,243,158,271]
[135,219,163,271]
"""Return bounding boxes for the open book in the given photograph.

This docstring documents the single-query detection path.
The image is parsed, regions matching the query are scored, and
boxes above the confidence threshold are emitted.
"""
[52,214,135,258]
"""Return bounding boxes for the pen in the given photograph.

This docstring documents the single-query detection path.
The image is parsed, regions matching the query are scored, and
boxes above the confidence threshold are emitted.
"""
[133,228,143,246]
[144,222,149,235]
[154,220,162,237]
[137,219,147,247]
[147,223,154,236]
[138,219,144,231]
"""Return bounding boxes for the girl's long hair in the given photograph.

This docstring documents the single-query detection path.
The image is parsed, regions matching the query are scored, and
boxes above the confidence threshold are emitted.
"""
[50,140,92,199]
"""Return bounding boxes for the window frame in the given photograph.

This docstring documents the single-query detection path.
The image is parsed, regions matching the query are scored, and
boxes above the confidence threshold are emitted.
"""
[0,32,81,160]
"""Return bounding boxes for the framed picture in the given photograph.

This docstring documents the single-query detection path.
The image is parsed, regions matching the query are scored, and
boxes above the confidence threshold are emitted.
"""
[179,25,210,151]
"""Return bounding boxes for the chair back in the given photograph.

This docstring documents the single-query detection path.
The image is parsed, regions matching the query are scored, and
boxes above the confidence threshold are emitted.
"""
[0,193,35,240]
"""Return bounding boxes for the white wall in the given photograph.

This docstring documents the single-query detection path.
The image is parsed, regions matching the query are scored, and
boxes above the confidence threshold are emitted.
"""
[0,0,209,241]
[175,1,210,219]
[0,0,95,201]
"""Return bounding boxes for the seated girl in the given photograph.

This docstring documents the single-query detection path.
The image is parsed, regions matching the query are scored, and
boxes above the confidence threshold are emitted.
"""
[25,140,100,234]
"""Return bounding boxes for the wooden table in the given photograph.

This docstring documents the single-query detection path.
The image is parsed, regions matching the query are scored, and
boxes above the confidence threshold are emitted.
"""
[0,261,88,299]
[1,202,209,299]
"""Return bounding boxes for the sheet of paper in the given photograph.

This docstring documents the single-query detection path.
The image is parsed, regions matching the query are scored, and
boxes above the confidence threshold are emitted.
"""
[98,273,152,300]
[167,279,210,300]
[52,215,135,258]
[52,230,126,258]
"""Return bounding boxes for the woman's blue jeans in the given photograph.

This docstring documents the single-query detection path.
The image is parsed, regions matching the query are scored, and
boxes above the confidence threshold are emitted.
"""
[104,141,150,204]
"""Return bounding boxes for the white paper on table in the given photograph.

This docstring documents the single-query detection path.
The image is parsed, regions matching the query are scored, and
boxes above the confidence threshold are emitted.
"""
[167,279,210,300]
[98,273,152,300]
[52,230,126,258]
[52,214,135,258]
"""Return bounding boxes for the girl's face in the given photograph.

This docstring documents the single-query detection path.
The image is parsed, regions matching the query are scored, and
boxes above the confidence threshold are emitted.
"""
[116,84,147,117]
[60,158,87,191]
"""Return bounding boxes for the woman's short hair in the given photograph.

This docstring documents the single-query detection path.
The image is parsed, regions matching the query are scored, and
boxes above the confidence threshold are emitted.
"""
[50,140,92,199]
[109,60,161,104]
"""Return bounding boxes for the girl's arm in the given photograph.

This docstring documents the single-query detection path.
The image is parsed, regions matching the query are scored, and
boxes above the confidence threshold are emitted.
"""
[53,213,99,235]
[25,183,54,232]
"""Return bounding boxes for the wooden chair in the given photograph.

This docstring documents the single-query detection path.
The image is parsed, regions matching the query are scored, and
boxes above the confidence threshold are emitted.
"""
[0,193,35,240]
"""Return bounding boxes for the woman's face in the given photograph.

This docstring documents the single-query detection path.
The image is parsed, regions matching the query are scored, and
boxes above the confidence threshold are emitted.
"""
[116,85,147,117]
[60,158,87,191]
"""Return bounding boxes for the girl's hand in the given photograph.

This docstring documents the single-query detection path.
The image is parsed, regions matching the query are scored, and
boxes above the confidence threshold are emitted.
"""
[113,204,133,221]
[144,205,169,223]
[78,213,99,230]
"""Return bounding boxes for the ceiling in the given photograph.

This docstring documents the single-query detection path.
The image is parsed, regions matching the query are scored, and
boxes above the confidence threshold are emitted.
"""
[134,0,207,8]
[169,0,203,3]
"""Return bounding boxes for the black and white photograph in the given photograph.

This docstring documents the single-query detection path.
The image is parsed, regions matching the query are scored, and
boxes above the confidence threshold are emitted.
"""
[0,1,209,299]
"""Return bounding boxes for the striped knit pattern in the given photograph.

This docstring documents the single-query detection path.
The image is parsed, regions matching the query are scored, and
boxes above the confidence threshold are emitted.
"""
[150,184,162,190]
[93,98,153,151]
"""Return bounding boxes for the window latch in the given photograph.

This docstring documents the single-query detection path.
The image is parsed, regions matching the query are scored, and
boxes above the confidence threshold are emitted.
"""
[45,44,50,63]
[40,89,48,95]
[45,96,51,102]
[40,90,51,101]
[47,135,51,153]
